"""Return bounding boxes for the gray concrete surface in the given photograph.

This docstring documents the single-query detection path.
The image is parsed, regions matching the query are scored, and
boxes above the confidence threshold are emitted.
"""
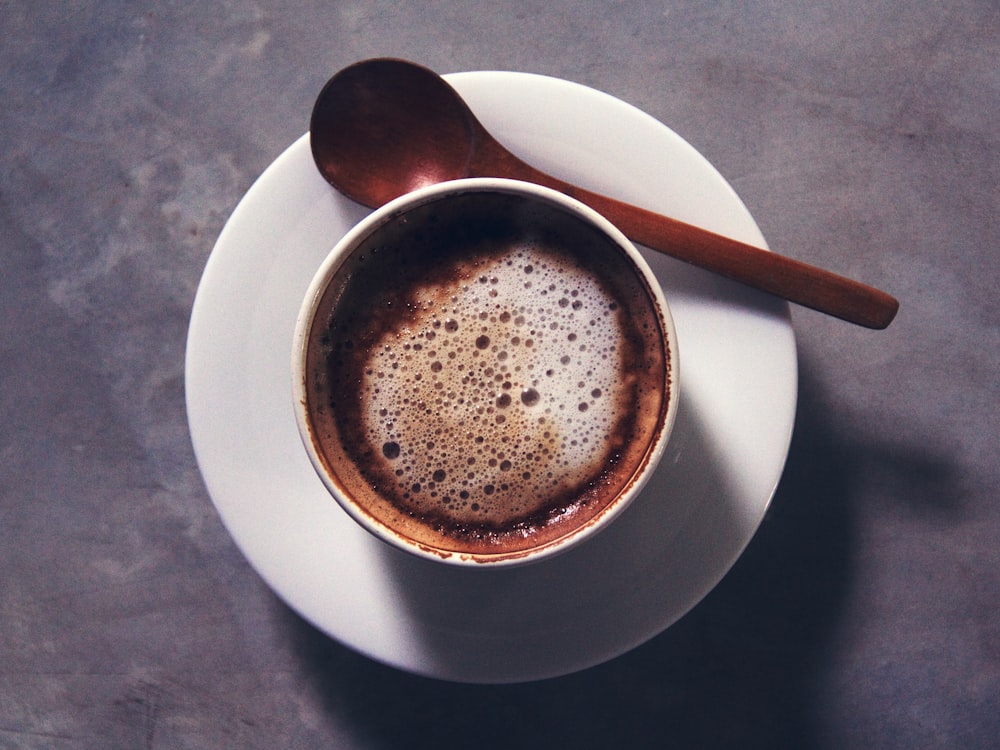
[2,2,997,747]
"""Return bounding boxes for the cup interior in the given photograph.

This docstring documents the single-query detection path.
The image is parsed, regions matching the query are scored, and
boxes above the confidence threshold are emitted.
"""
[293,178,678,566]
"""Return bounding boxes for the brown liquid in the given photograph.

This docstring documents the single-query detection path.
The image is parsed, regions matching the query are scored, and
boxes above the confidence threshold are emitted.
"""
[304,191,670,559]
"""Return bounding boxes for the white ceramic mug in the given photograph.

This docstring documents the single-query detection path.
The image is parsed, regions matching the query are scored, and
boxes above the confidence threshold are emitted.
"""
[293,178,678,566]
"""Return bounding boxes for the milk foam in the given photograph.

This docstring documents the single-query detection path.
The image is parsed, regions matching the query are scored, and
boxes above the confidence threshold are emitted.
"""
[359,245,626,523]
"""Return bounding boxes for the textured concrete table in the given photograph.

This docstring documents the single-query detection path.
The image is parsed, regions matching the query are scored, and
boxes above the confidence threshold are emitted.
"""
[2,2,997,747]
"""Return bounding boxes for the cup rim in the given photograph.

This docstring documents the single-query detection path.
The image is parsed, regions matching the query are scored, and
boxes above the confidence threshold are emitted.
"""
[292,177,678,567]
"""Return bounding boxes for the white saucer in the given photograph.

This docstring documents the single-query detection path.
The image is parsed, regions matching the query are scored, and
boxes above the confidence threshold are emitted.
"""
[185,70,797,683]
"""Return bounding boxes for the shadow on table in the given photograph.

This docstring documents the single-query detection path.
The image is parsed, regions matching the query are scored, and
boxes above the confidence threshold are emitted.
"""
[281,352,955,748]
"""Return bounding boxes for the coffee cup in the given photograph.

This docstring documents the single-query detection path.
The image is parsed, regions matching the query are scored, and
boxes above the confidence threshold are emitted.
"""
[293,178,678,566]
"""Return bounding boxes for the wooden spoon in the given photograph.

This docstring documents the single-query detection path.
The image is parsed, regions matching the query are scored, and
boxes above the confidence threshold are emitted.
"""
[310,58,898,329]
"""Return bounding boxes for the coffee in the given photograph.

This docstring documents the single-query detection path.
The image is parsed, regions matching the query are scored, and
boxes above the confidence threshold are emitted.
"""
[301,187,671,561]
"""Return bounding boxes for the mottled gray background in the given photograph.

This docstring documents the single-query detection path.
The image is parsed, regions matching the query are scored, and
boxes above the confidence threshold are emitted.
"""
[2,2,997,748]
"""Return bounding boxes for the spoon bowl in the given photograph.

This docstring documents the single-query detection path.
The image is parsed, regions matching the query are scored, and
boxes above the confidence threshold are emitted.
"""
[310,58,898,329]
[311,59,476,206]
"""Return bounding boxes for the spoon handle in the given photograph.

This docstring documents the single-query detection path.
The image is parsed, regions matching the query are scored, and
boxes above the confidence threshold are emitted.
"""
[480,155,898,329]
[585,188,899,329]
